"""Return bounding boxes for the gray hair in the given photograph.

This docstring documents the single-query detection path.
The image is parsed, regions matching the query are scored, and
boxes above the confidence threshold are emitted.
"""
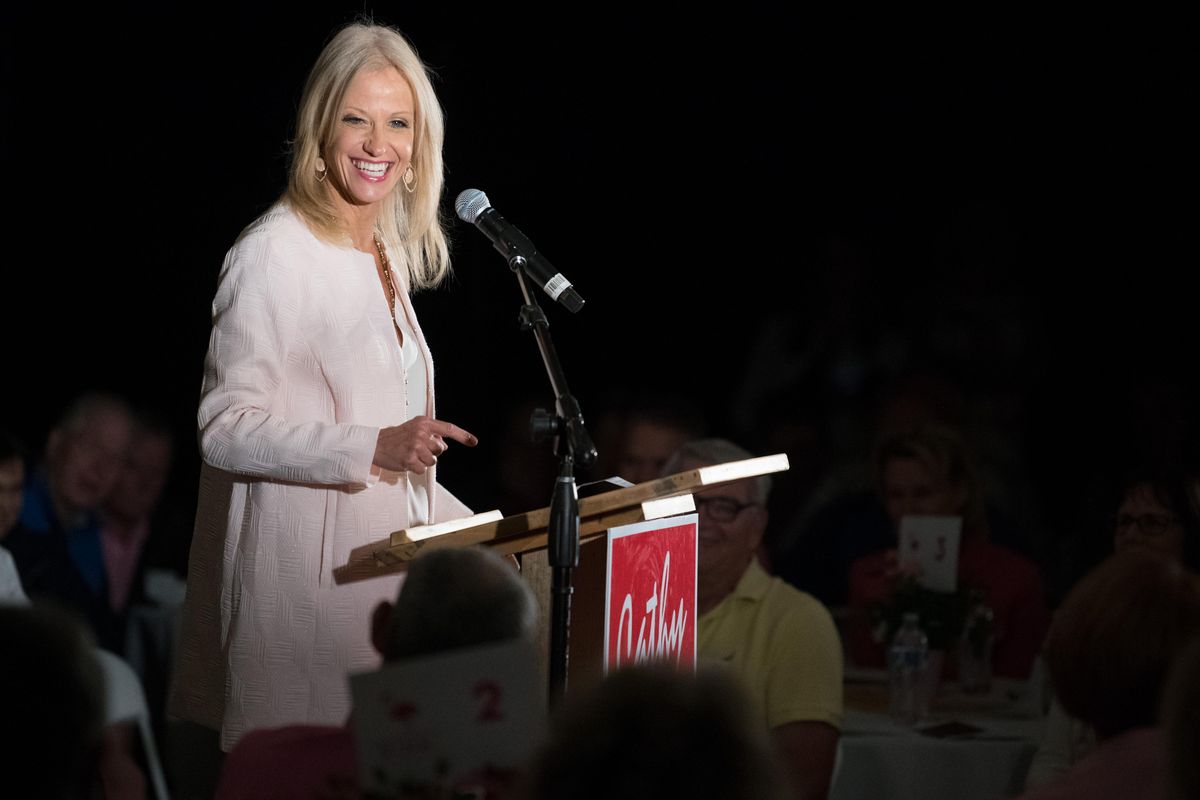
[661,438,771,505]
[383,546,537,660]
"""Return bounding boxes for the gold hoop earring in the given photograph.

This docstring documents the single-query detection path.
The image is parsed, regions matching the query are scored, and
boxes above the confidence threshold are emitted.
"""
[402,164,416,193]
[315,156,327,183]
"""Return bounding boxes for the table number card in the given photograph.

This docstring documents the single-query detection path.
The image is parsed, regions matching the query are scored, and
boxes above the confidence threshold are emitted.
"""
[349,638,544,798]
[898,515,963,593]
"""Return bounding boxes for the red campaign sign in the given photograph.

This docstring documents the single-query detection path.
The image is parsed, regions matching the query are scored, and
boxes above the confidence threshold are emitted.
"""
[604,515,697,672]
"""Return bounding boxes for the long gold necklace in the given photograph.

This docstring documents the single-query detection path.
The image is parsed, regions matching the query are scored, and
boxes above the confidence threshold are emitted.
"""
[373,233,402,336]
[373,233,410,417]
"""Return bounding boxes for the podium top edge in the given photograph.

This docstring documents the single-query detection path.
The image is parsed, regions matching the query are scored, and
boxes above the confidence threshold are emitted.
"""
[695,453,790,486]
[350,453,791,563]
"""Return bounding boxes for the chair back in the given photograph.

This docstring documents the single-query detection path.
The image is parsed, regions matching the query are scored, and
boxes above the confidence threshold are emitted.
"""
[96,648,171,800]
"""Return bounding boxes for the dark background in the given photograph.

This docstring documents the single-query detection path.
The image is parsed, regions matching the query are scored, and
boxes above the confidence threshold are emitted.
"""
[2,7,1193,598]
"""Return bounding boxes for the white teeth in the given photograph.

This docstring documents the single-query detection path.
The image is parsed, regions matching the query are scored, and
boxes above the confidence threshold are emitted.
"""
[352,159,388,178]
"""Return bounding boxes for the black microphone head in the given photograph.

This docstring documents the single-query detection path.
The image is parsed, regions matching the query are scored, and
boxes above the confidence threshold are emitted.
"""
[455,189,491,224]
[559,287,585,314]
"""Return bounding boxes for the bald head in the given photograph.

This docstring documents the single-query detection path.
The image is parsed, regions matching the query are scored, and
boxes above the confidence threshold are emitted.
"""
[375,547,537,661]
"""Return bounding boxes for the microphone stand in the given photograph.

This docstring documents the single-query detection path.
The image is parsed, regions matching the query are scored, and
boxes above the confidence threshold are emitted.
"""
[508,257,597,709]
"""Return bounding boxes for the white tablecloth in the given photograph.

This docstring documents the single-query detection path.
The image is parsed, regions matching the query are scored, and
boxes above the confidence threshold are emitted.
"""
[831,676,1045,800]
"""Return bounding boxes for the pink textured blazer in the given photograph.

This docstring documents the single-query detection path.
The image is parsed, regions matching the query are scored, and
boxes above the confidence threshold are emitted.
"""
[170,204,471,750]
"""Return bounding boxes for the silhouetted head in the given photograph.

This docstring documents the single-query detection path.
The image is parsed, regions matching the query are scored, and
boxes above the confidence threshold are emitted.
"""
[371,546,536,661]
[1,605,105,799]
[521,665,787,800]
[1047,550,1200,739]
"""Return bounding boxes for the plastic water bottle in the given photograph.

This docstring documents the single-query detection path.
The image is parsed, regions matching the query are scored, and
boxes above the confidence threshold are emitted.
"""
[888,612,930,725]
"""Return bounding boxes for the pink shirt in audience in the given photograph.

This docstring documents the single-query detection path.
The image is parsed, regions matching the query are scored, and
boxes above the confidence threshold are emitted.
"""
[101,519,149,613]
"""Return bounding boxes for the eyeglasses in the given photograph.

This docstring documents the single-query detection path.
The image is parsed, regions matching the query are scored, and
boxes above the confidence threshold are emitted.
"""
[1115,513,1180,537]
[694,496,758,523]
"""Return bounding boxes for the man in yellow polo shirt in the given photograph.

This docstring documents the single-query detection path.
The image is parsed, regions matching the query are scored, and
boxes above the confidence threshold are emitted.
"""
[664,438,843,800]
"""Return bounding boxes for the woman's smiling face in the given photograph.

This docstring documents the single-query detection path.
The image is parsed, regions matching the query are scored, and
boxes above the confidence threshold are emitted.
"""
[325,65,415,210]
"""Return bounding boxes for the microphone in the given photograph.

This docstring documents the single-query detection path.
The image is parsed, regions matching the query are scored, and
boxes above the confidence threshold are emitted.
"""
[455,189,585,313]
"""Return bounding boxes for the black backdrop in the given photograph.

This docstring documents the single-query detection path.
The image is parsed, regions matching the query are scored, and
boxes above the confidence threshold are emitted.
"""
[2,7,1193,588]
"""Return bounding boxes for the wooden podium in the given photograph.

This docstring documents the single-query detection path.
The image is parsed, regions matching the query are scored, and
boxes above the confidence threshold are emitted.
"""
[334,453,789,695]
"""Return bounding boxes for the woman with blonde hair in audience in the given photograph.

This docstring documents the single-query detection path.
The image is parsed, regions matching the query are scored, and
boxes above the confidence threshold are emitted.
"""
[846,423,1049,679]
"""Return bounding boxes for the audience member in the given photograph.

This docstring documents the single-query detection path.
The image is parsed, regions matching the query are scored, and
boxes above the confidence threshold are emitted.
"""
[1,604,107,799]
[595,393,708,486]
[663,438,842,800]
[1160,636,1200,800]
[774,370,1037,608]
[96,408,181,781]
[771,371,967,607]
[1026,467,1200,787]
[845,424,1049,679]
[519,665,788,800]
[100,408,175,617]
[2,602,154,799]
[214,545,537,800]
[1015,550,1200,800]
[7,392,134,651]
[1110,469,1200,569]
[1,429,30,603]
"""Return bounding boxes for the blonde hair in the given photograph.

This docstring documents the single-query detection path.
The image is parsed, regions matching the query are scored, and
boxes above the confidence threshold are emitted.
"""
[285,21,449,289]
[874,423,989,540]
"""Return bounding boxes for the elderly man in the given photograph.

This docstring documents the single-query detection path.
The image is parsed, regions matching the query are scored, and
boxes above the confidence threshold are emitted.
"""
[664,438,843,800]
[8,392,134,650]
[214,546,538,799]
